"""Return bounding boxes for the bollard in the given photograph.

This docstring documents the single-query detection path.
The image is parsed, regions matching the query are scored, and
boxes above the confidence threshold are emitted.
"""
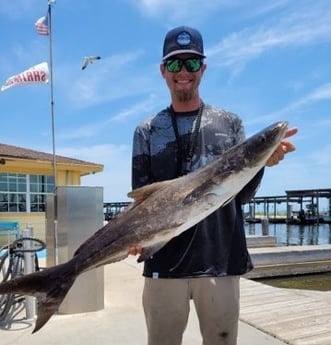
[22,226,36,321]
[261,216,269,236]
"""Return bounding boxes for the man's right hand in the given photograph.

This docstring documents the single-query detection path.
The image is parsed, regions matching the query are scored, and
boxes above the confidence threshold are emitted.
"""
[128,246,143,256]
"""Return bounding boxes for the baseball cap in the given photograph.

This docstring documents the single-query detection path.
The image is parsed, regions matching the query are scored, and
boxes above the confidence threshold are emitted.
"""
[162,26,206,61]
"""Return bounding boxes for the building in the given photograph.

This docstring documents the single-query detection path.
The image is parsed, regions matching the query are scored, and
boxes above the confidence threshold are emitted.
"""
[0,142,103,242]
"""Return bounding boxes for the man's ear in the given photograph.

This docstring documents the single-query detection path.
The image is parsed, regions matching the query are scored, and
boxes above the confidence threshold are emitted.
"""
[160,63,166,78]
[201,63,207,75]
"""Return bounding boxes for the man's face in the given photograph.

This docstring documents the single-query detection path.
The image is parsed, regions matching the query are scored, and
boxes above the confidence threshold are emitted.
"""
[160,54,206,102]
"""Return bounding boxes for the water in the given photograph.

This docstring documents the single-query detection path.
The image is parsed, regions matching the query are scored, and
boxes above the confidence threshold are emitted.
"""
[245,222,331,246]
[245,223,331,291]
[255,272,331,291]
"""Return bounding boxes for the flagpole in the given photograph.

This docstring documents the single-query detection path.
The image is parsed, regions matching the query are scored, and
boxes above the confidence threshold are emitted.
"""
[48,0,57,188]
[47,0,58,266]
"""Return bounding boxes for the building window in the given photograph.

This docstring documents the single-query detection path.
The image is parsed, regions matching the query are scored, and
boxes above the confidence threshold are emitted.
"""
[0,173,54,213]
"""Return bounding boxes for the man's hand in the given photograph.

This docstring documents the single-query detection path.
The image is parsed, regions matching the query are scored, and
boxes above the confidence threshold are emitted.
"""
[266,127,298,167]
[128,246,143,256]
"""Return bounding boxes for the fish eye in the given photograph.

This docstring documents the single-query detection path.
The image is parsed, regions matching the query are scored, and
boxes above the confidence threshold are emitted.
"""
[259,134,267,143]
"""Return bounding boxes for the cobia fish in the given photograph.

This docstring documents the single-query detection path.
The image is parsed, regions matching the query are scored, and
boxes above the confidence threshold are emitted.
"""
[0,121,288,333]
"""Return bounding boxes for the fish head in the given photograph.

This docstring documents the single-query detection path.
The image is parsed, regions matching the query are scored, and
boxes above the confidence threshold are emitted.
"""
[241,121,289,168]
[193,120,289,210]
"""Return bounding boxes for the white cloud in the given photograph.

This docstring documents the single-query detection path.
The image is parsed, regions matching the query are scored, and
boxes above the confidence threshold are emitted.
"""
[58,123,105,140]
[109,94,158,122]
[134,0,240,23]
[57,94,161,141]
[257,157,326,197]
[246,83,331,126]
[67,51,146,108]
[136,0,223,15]
[207,2,331,71]
[309,83,331,101]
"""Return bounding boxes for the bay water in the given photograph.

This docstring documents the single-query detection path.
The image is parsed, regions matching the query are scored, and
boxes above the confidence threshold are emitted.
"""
[245,222,331,290]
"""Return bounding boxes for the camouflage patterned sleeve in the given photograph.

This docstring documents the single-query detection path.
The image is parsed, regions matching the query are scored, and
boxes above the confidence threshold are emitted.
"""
[131,124,152,190]
[234,114,245,145]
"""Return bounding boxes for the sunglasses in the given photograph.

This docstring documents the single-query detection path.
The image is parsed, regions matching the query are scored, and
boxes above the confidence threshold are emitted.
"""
[164,58,203,73]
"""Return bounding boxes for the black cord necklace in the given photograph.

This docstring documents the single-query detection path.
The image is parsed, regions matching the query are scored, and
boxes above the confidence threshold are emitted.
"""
[168,101,204,176]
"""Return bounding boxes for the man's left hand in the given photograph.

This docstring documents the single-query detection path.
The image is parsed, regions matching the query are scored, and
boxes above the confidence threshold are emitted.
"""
[266,127,298,167]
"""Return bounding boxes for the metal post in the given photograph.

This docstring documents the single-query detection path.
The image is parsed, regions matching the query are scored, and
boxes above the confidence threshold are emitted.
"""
[249,204,255,219]
[261,216,269,236]
[23,226,36,320]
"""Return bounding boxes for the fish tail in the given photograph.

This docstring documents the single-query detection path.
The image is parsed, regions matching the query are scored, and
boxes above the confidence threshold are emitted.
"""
[0,260,77,333]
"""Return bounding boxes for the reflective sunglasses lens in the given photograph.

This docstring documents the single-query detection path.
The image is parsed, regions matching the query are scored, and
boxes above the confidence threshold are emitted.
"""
[166,59,183,72]
[184,59,202,72]
[165,59,202,72]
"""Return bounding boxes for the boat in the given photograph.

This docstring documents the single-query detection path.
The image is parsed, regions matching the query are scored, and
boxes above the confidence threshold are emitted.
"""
[322,215,331,224]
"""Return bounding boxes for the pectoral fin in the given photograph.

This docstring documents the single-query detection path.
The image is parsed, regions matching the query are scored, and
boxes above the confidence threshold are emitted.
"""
[128,180,172,203]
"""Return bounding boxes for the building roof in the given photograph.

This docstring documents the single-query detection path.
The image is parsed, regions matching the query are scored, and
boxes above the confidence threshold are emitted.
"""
[1,142,91,164]
[0,142,103,175]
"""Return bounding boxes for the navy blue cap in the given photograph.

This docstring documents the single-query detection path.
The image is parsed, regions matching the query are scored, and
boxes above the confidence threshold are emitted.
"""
[162,26,206,61]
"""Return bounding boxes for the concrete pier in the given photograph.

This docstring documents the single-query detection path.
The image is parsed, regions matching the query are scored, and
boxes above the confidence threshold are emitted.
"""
[246,244,331,278]
[246,235,277,248]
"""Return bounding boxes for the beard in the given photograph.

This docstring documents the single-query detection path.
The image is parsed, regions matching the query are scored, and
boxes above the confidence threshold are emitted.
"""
[173,78,201,102]
[174,89,194,102]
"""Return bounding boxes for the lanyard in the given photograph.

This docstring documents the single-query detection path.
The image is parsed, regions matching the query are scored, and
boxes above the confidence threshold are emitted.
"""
[168,101,204,176]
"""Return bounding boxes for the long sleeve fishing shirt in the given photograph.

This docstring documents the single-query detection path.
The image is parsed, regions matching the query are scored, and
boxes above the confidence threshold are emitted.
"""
[131,103,263,278]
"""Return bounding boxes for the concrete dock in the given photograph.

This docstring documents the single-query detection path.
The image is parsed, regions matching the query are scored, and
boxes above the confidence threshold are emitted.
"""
[246,243,331,278]
[1,256,331,344]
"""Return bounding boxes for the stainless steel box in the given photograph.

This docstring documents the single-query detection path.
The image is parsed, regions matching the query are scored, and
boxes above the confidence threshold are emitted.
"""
[46,186,104,314]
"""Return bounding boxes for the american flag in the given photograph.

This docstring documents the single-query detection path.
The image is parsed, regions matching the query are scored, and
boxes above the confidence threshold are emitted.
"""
[35,15,49,36]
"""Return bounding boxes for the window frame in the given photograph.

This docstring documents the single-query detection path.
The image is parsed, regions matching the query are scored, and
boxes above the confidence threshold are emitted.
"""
[0,173,55,213]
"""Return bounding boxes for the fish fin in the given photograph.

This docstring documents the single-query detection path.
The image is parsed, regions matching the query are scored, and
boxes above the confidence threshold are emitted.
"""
[0,261,76,333]
[127,180,172,203]
[33,286,68,333]
[137,242,167,262]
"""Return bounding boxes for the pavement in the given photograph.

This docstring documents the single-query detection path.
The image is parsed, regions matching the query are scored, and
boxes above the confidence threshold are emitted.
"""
[1,257,288,345]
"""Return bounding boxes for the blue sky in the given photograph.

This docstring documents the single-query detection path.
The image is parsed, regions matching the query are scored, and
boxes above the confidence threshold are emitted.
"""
[0,0,330,203]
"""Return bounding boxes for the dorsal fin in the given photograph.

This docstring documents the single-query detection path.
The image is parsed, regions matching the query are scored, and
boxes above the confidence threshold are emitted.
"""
[127,180,172,203]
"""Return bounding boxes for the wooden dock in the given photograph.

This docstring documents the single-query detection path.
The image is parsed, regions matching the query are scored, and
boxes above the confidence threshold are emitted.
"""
[240,278,331,345]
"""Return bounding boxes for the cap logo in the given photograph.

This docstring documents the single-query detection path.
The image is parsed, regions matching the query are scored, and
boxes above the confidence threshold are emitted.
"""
[176,31,191,46]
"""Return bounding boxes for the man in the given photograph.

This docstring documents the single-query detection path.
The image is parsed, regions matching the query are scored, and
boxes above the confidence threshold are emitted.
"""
[130,26,297,345]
